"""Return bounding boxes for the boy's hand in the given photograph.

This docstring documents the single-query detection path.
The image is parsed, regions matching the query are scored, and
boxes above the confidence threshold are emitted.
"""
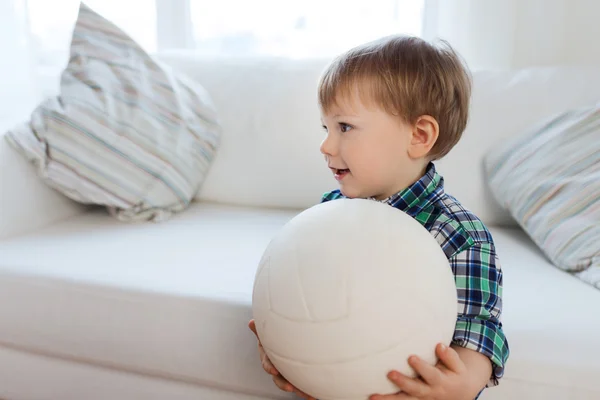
[248,320,317,400]
[369,344,484,400]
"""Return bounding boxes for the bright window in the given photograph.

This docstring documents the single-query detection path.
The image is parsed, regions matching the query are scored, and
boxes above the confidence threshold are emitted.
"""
[27,0,157,66]
[26,0,157,95]
[190,0,424,58]
[27,0,423,60]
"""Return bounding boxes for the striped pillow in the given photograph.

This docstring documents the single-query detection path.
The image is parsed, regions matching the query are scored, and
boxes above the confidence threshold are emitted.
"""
[484,106,600,288]
[5,3,221,222]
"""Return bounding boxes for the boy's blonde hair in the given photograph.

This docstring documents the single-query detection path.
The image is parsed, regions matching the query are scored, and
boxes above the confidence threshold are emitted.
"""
[318,35,471,160]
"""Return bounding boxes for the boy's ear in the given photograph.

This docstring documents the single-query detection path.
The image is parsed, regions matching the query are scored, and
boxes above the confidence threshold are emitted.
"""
[408,115,439,159]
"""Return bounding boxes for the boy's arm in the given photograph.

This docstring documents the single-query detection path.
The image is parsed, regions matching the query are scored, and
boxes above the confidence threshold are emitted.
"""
[449,242,509,387]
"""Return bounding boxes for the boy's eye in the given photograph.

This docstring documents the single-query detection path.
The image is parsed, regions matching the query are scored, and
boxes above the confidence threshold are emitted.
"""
[339,123,352,133]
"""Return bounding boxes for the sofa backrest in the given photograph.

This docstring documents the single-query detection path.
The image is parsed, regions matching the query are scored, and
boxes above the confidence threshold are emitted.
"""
[0,121,86,240]
[158,51,600,227]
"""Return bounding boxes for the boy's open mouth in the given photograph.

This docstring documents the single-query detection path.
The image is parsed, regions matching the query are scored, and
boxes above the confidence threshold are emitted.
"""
[334,168,350,180]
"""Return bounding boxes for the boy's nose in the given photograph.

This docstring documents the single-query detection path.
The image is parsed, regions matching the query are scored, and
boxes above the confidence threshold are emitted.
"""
[320,134,338,157]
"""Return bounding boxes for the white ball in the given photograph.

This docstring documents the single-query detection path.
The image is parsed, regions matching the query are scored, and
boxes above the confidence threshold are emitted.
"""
[252,198,457,400]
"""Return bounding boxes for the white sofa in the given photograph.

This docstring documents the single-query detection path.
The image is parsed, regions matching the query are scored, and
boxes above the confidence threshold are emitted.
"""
[1,52,599,400]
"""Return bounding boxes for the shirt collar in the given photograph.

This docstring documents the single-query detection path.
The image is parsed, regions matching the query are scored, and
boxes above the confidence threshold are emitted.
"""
[369,162,443,217]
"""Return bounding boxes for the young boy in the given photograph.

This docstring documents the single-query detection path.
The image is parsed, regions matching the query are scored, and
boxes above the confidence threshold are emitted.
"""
[249,35,509,400]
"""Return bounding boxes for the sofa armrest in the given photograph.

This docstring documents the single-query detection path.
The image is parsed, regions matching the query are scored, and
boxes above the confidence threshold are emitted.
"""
[0,132,85,239]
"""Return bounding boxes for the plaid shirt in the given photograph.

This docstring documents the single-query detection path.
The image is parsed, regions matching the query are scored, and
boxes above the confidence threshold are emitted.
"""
[321,162,509,390]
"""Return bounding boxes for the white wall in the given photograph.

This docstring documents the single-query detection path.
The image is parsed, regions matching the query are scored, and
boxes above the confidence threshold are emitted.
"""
[563,1,600,66]
[0,0,39,124]
[3,0,600,113]
[424,0,600,70]
[512,0,600,68]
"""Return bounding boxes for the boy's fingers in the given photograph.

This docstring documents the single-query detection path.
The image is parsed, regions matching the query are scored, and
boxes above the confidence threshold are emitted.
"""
[261,350,279,376]
[256,340,278,376]
[437,344,466,374]
[407,355,442,386]
[294,387,317,400]
[273,374,294,392]
[248,319,257,336]
[249,319,279,376]
[387,370,430,398]
[273,376,317,400]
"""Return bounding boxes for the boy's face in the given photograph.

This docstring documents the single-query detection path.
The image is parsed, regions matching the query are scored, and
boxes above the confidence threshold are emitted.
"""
[320,93,429,200]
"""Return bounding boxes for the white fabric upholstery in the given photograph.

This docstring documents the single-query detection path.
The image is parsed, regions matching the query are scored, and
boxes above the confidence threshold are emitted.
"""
[0,203,598,399]
[0,203,297,399]
[0,125,84,240]
[158,52,600,227]
[157,53,335,212]
[490,228,600,397]
[5,56,600,236]
[0,345,286,400]
[1,345,597,400]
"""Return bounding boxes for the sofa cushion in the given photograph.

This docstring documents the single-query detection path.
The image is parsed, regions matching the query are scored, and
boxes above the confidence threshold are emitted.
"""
[158,51,600,226]
[156,53,335,212]
[5,3,221,222]
[0,124,83,240]
[491,227,600,397]
[484,105,600,288]
[0,203,296,399]
[0,205,598,398]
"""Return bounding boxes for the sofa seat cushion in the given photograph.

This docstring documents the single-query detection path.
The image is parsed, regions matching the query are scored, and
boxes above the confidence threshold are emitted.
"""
[491,228,600,396]
[0,206,598,398]
[0,202,297,399]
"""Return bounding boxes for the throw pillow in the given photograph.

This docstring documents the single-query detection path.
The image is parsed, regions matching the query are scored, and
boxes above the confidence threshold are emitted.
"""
[5,2,221,222]
[484,105,600,288]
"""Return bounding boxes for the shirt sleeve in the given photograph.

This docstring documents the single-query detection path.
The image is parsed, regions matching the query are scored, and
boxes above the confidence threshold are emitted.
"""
[449,242,509,387]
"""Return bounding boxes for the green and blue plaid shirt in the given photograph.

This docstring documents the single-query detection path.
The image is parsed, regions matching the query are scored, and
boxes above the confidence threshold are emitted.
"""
[321,162,509,388]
